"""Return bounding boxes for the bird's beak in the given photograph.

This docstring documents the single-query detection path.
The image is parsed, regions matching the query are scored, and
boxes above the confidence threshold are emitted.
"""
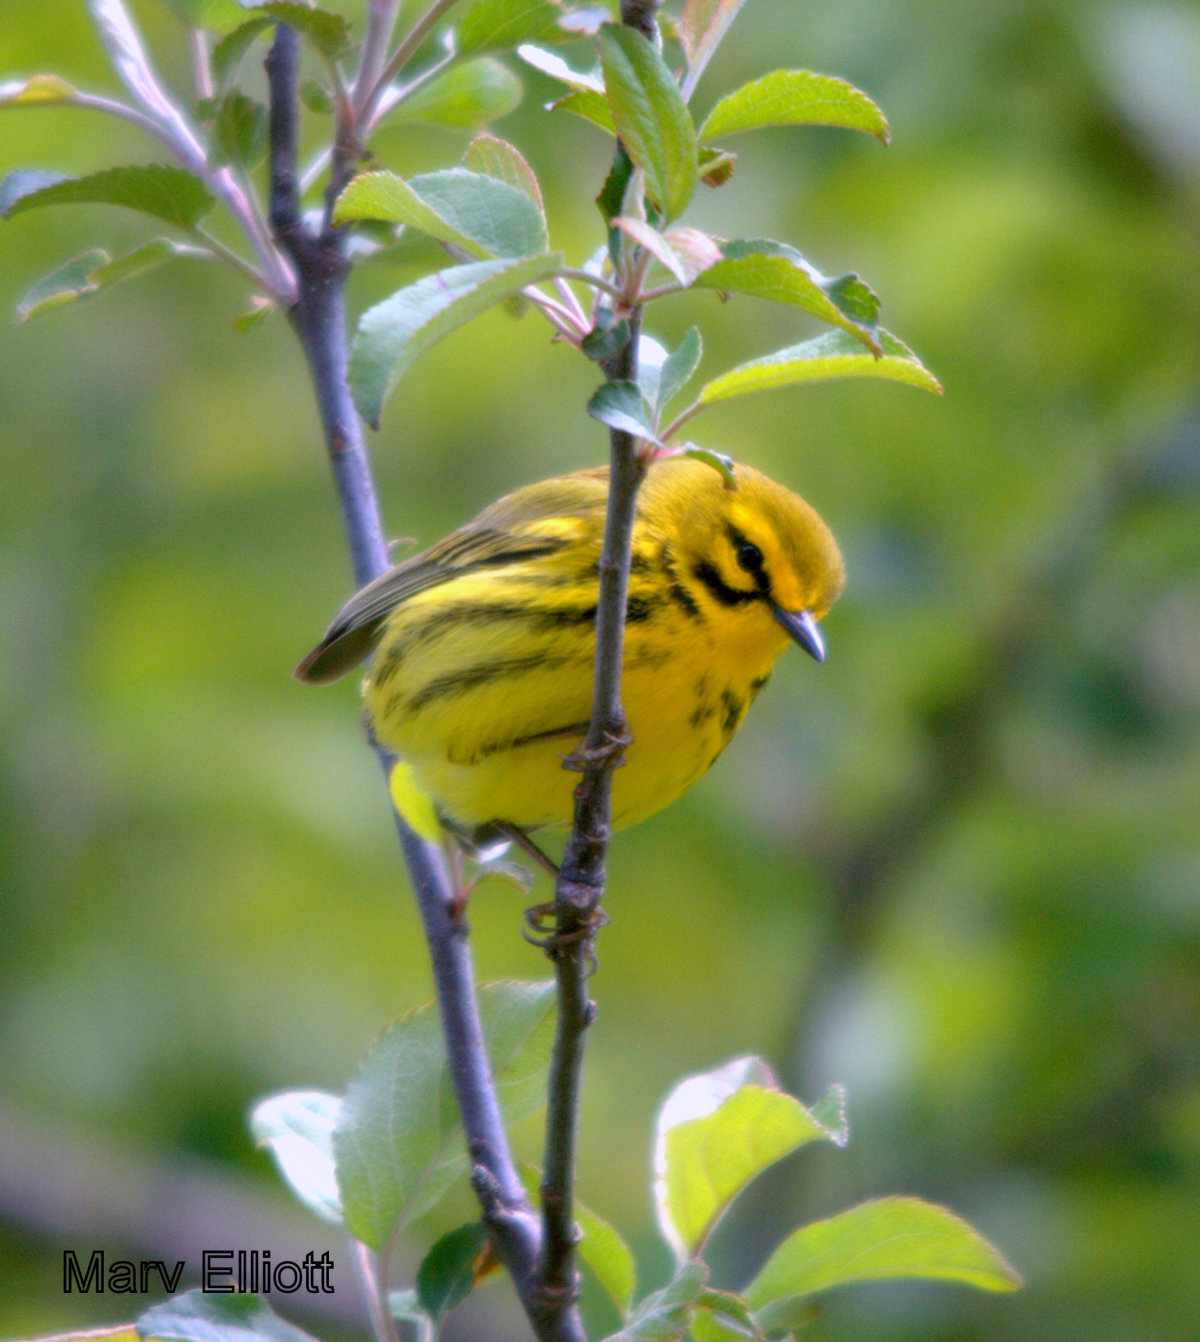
[773,606,826,663]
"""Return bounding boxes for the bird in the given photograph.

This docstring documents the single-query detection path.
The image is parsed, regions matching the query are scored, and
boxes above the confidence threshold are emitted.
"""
[295,455,844,850]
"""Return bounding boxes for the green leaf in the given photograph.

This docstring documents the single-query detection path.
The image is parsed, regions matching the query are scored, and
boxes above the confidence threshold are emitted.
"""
[587,380,659,442]
[746,1197,1022,1326]
[211,18,273,86]
[241,3,354,59]
[581,310,631,362]
[699,69,890,143]
[336,168,547,260]
[137,1291,320,1342]
[300,79,334,114]
[654,1059,847,1260]
[332,980,556,1244]
[599,24,697,222]
[464,133,544,209]
[0,74,79,106]
[605,1263,708,1342]
[213,91,269,167]
[549,87,615,132]
[517,43,604,92]
[656,326,703,415]
[417,1222,490,1321]
[692,239,881,351]
[694,330,942,413]
[693,1288,762,1341]
[807,1083,850,1147]
[613,218,720,287]
[387,57,522,130]
[0,164,214,229]
[250,1090,343,1226]
[14,239,188,322]
[459,0,563,56]
[679,0,749,97]
[681,446,736,488]
[163,0,252,32]
[0,169,69,215]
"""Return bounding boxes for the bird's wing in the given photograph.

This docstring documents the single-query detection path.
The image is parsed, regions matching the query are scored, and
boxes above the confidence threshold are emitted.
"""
[294,471,609,685]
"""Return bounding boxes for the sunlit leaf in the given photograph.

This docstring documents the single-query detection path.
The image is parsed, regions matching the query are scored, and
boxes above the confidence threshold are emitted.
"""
[693,330,942,413]
[693,239,881,351]
[654,1060,847,1260]
[464,133,544,209]
[0,74,79,106]
[0,164,214,229]
[699,69,890,143]
[332,980,556,1244]
[600,24,697,221]
[746,1197,1022,1328]
[137,1290,320,1342]
[250,1090,343,1226]
[517,43,604,91]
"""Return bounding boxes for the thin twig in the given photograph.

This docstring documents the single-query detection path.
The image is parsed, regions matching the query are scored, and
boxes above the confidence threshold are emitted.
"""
[534,0,661,1322]
[353,0,404,113]
[361,0,464,125]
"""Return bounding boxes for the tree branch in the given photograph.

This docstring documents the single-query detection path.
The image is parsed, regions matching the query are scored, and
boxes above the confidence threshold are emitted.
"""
[534,0,661,1322]
[264,22,548,1334]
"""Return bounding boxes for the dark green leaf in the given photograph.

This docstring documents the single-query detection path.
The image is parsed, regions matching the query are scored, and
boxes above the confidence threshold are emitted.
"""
[692,239,881,351]
[0,164,214,230]
[587,380,659,441]
[581,310,631,362]
[137,1291,320,1342]
[387,57,522,130]
[332,979,556,1241]
[417,1222,490,1321]
[699,69,890,143]
[599,24,697,222]
[458,0,563,56]
[746,1197,1022,1325]
[214,91,269,167]
[249,1090,343,1226]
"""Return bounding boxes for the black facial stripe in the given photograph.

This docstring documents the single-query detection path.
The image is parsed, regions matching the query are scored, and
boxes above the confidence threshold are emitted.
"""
[693,560,761,608]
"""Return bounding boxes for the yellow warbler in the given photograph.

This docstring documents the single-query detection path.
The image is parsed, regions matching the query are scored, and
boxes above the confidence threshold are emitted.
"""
[296,456,844,845]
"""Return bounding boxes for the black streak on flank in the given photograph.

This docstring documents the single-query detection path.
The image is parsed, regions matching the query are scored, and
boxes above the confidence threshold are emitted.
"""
[720,687,746,736]
[749,672,771,697]
[407,654,568,712]
[372,644,404,688]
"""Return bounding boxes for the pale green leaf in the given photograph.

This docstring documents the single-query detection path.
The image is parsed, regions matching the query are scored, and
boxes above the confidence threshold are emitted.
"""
[656,326,702,414]
[746,1197,1022,1326]
[550,87,615,133]
[137,1290,320,1342]
[336,168,547,259]
[679,0,749,98]
[655,1075,844,1259]
[387,57,522,130]
[604,1263,709,1342]
[0,163,214,229]
[458,0,563,56]
[464,133,544,209]
[11,244,186,324]
[162,0,253,32]
[587,380,659,442]
[699,69,889,143]
[332,980,556,1245]
[695,330,942,413]
[600,23,697,221]
[250,1090,343,1226]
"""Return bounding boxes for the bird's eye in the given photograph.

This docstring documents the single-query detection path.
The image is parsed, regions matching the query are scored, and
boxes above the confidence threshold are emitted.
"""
[737,540,764,572]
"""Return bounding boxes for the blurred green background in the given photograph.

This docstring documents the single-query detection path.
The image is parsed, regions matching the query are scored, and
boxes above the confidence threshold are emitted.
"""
[3,2,1199,1340]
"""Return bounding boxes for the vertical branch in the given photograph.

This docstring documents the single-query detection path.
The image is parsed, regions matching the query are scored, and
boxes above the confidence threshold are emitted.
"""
[265,22,548,1334]
[536,0,661,1320]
